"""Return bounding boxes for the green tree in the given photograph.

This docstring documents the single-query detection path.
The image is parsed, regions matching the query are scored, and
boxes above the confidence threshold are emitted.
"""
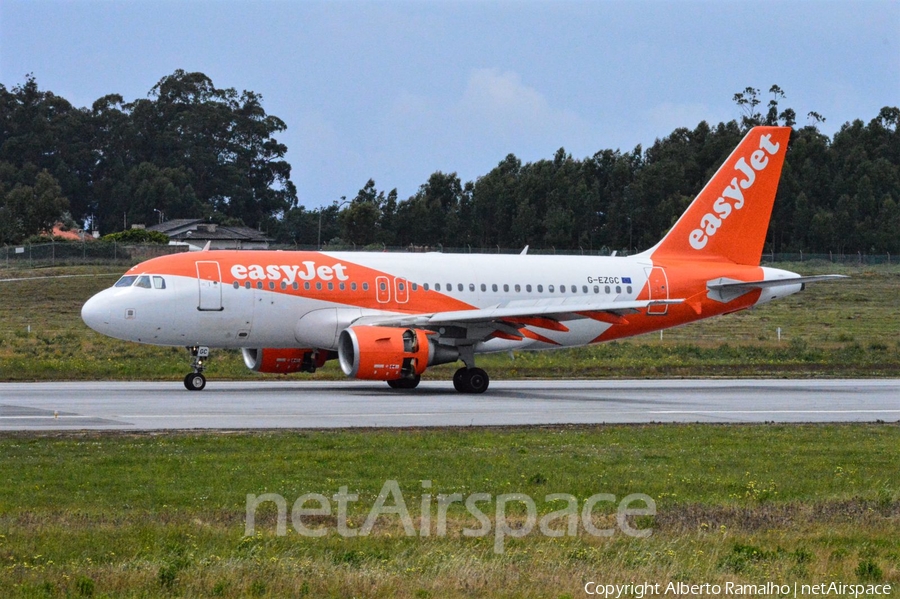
[121,70,297,230]
[0,169,69,242]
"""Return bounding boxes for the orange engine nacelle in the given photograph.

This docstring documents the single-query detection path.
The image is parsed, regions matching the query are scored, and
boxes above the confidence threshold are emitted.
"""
[241,348,326,374]
[337,326,432,381]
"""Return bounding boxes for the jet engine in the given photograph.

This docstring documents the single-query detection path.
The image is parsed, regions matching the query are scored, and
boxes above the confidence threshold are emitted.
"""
[241,348,326,374]
[337,326,457,380]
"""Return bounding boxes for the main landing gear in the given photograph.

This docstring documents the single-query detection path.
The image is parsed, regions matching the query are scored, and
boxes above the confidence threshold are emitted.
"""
[184,346,209,391]
[386,368,488,393]
[450,344,489,394]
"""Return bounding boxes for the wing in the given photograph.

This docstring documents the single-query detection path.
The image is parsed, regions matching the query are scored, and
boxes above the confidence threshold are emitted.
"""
[352,298,683,342]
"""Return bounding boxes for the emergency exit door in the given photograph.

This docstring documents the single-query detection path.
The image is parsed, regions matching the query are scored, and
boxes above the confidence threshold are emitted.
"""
[645,266,669,315]
[196,261,223,311]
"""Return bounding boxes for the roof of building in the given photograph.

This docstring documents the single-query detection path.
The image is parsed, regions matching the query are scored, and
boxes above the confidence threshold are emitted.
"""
[52,224,92,241]
[149,219,202,235]
[147,219,270,242]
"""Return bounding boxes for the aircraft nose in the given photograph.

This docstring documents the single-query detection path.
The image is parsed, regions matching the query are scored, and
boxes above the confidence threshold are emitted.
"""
[81,292,111,333]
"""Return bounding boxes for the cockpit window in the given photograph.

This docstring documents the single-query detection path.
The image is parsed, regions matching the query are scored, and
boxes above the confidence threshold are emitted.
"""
[114,275,138,288]
[135,275,152,289]
[152,276,166,289]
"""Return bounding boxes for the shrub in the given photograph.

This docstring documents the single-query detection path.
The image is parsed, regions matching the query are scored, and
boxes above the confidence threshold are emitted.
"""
[101,229,170,244]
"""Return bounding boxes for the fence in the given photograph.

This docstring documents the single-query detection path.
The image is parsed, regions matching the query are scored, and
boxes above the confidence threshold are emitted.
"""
[760,252,893,265]
[2,242,188,269]
[1,241,893,269]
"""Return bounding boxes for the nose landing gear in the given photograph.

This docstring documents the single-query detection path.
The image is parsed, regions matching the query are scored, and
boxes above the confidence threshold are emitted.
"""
[184,346,209,391]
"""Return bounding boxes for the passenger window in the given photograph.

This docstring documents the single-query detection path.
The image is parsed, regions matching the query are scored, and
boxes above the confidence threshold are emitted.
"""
[245,282,251,289]
[526,284,532,292]
[292,282,299,290]
[257,282,263,289]
[572,285,578,293]
[605,285,611,294]
[548,285,554,292]
[135,276,152,289]
[411,283,418,291]
[114,275,138,288]
[280,281,287,290]
[304,282,311,290]
[153,276,166,289]
[326,282,333,290]
[503,284,509,292]
[362,283,369,291]
[481,284,487,292]
[627,286,633,294]
[594,285,599,294]
[616,286,622,294]
[492,284,498,292]
[340,282,346,291]
[582,285,587,293]
[398,282,405,291]
[469,283,475,291]
[537,285,543,293]
[351,282,358,291]
[559,284,565,293]
[514,284,520,292]
[458,284,463,292]
[269,282,275,290]
[316,282,322,290]
[435,283,441,291]
[233,281,239,289]
[379,281,387,291]
[447,283,452,291]
[423,283,429,291]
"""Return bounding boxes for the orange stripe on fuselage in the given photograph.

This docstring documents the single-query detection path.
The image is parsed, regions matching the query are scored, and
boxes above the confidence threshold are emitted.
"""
[125,250,476,314]
[592,260,764,343]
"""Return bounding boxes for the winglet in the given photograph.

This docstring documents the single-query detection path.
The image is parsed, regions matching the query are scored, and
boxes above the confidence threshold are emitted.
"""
[201,241,212,252]
[649,126,792,265]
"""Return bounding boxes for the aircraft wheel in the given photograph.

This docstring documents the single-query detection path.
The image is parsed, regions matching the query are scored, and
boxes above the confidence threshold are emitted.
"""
[184,372,207,391]
[387,375,420,390]
[452,368,467,392]
[453,367,489,394]
[465,368,489,394]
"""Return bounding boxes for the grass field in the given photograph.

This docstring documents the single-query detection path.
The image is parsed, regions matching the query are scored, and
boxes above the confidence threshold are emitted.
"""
[0,425,898,598]
[1,261,898,596]
[1,261,898,382]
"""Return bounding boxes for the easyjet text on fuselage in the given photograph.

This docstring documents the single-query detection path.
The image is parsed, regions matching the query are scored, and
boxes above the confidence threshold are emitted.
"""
[231,262,350,284]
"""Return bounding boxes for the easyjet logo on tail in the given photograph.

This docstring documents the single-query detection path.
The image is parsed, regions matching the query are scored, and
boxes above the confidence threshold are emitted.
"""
[689,134,782,250]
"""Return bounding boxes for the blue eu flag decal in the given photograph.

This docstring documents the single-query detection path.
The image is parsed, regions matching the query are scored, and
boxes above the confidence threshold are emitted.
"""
[622,277,632,284]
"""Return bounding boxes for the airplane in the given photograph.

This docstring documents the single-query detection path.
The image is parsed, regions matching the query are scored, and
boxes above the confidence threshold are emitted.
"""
[81,126,845,393]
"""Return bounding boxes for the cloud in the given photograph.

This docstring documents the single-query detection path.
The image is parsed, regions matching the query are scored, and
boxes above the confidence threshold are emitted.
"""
[358,68,599,201]
[292,110,366,204]
[456,68,590,146]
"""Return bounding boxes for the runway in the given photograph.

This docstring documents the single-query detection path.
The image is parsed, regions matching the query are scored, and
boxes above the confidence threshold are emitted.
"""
[0,379,897,431]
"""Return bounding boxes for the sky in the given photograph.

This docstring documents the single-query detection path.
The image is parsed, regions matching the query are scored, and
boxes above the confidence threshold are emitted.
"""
[1,1,898,209]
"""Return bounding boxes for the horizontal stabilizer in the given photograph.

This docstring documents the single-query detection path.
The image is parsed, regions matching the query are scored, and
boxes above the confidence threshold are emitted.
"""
[707,275,847,303]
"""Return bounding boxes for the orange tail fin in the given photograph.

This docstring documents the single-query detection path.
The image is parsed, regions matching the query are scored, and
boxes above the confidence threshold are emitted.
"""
[649,126,791,265]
